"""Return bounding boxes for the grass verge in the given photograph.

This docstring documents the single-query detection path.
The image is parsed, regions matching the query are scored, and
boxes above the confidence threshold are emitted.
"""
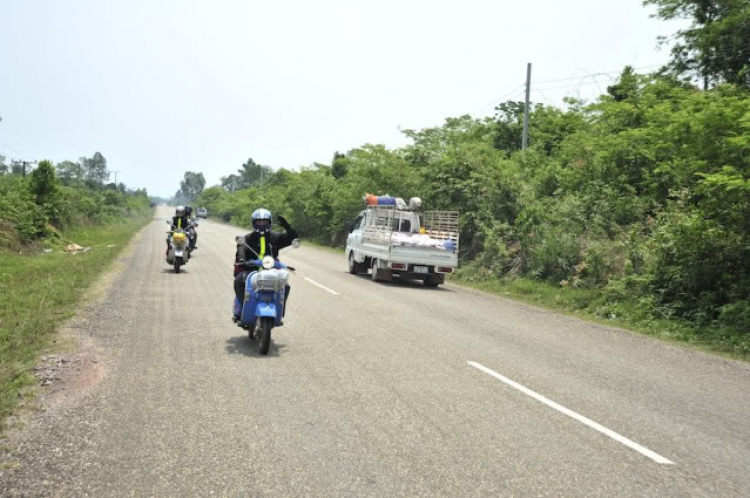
[300,240,345,254]
[451,269,750,361]
[0,213,152,427]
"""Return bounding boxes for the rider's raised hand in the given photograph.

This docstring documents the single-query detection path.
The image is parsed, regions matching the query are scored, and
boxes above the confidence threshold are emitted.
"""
[277,215,291,230]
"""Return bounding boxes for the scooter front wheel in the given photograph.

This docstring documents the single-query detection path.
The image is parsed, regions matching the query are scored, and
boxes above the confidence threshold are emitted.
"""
[258,317,273,355]
[174,257,182,273]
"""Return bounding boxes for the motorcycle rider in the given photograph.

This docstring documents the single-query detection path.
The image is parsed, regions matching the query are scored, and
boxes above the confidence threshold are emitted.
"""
[171,205,190,229]
[234,208,298,314]
[184,205,198,250]
[167,206,191,251]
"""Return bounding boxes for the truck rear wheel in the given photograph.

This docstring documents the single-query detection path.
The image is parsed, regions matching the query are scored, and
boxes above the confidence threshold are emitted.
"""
[371,259,392,282]
[424,274,444,288]
[349,253,367,275]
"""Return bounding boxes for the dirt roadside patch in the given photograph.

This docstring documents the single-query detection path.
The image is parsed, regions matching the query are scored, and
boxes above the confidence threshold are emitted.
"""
[1,226,147,432]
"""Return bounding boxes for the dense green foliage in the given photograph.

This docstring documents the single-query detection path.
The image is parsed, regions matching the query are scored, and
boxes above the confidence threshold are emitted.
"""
[0,153,152,249]
[196,72,750,353]
[645,0,750,88]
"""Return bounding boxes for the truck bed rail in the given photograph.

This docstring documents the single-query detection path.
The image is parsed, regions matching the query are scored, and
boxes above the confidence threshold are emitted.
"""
[423,211,460,249]
[362,206,396,244]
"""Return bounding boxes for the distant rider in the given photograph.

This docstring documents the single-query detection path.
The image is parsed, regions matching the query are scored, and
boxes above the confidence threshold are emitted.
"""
[184,205,198,250]
[167,205,191,251]
[171,205,190,230]
[234,208,297,310]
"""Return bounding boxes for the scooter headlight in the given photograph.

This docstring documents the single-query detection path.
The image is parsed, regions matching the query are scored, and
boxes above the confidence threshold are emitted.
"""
[262,256,275,270]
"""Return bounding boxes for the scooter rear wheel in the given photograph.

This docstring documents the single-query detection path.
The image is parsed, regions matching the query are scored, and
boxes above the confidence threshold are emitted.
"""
[259,317,273,355]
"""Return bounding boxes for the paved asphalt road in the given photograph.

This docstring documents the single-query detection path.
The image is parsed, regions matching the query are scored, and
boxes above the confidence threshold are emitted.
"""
[2,207,749,497]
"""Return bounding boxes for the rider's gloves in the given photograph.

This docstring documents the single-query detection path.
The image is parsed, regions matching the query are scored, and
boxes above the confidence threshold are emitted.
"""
[277,215,292,230]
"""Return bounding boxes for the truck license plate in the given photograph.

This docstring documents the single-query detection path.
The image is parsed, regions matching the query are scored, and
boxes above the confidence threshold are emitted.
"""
[414,266,429,274]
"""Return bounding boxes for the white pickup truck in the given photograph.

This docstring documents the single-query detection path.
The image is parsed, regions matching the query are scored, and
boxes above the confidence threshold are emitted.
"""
[345,206,460,287]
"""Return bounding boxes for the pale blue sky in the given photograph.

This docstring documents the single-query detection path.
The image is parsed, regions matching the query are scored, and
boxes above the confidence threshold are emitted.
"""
[0,0,685,197]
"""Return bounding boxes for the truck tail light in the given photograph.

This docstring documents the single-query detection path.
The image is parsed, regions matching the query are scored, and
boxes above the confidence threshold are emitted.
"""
[390,262,407,270]
[437,266,453,274]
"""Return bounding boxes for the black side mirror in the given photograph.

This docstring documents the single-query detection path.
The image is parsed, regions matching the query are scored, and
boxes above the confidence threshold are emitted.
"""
[347,222,354,233]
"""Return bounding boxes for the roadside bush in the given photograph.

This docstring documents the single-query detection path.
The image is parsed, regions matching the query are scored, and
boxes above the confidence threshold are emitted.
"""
[1,163,151,249]
[647,204,748,325]
[0,175,48,242]
[469,220,516,278]
[718,302,750,333]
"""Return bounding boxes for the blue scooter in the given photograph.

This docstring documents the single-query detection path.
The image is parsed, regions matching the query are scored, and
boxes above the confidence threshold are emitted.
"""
[233,238,300,355]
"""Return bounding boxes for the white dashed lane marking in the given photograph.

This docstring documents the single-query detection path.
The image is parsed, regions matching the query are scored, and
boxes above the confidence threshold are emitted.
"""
[468,361,675,465]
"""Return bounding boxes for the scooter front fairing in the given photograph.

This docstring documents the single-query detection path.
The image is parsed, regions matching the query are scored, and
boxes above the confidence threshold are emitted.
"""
[236,272,285,327]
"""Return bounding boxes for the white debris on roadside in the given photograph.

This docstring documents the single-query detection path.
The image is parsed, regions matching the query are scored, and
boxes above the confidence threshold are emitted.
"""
[64,244,92,254]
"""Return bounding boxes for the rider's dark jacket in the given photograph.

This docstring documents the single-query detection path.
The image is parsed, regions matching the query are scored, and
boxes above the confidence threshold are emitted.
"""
[171,216,191,230]
[234,225,298,276]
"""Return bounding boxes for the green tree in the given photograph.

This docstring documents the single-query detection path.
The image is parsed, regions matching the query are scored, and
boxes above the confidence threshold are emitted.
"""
[82,152,109,186]
[55,160,84,186]
[29,160,57,206]
[237,158,273,188]
[0,155,7,175]
[179,171,206,202]
[606,66,642,102]
[493,101,526,153]
[221,173,242,192]
[331,152,349,179]
[645,0,750,88]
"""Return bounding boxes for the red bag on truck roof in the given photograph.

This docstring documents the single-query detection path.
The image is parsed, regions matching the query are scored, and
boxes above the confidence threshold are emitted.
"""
[364,193,396,206]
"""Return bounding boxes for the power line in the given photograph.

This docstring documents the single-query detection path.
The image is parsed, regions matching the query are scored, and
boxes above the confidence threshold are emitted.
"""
[470,83,526,115]
[533,88,554,106]
[469,65,659,119]
[533,65,661,85]
[534,78,620,92]
[413,63,662,133]
[0,141,34,161]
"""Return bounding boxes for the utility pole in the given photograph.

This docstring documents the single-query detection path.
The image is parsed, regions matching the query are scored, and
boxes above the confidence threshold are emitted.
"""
[111,170,120,185]
[12,159,37,177]
[522,62,532,151]
[260,167,264,202]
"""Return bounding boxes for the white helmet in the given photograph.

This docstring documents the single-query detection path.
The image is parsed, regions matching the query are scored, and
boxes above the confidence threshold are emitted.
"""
[252,208,272,233]
[176,206,185,217]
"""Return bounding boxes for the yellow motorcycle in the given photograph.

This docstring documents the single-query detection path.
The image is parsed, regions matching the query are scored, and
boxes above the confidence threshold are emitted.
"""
[166,222,191,273]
